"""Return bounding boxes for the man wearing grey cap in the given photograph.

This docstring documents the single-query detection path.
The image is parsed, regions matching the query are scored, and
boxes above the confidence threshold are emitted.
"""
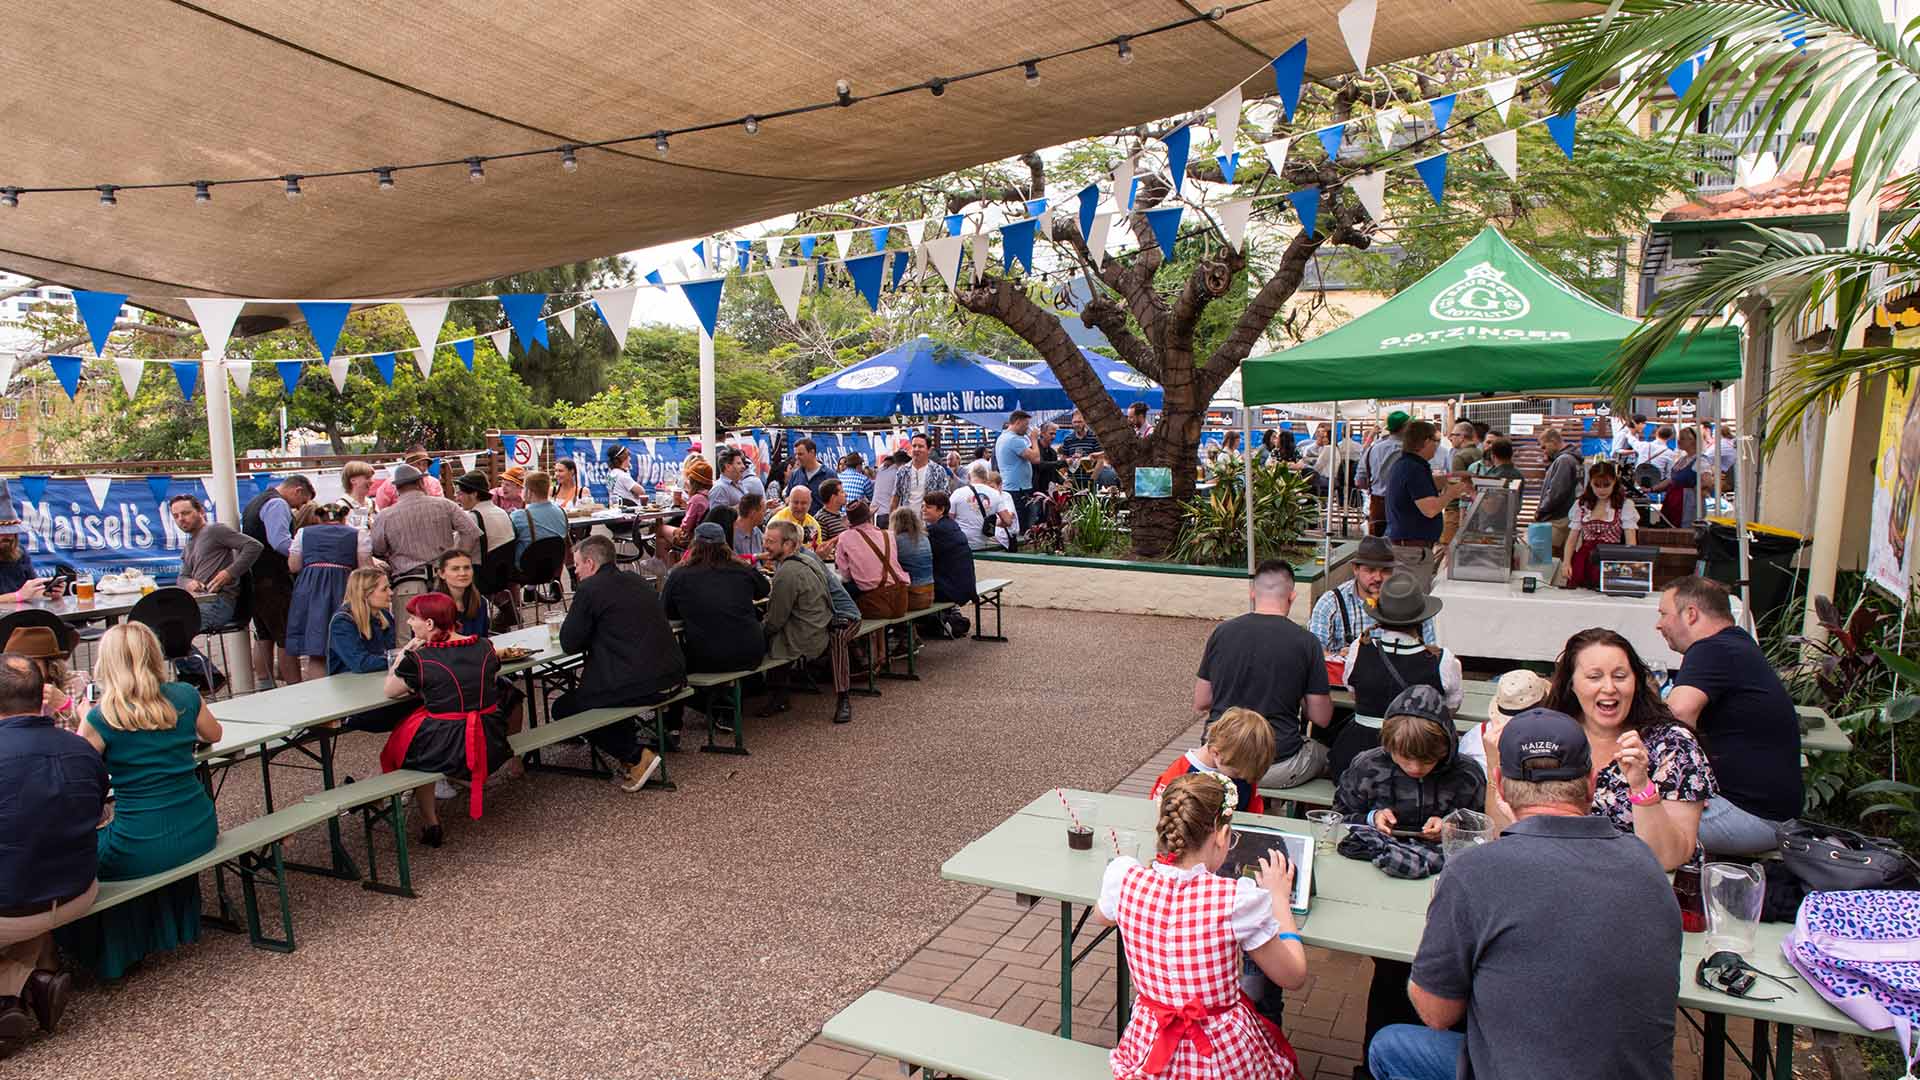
[372,464,480,644]
[1368,708,1680,1080]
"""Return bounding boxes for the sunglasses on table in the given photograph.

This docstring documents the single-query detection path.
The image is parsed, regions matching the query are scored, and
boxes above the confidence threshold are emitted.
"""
[1693,951,1795,1001]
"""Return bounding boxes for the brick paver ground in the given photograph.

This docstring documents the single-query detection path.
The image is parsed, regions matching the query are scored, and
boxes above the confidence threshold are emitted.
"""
[771,719,1795,1080]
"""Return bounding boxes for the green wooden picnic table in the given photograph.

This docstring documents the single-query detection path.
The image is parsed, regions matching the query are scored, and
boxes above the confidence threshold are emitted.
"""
[942,790,1876,1080]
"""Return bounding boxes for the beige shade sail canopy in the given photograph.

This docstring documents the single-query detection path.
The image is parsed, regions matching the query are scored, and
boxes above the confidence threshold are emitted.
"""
[1,0,1584,333]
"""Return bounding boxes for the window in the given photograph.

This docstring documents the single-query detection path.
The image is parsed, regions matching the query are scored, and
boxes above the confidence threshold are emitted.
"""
[39,396,55,418]
[0,401,15,421]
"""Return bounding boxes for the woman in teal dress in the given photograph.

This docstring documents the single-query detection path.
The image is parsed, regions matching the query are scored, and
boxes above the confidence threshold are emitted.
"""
[57,622,222,979]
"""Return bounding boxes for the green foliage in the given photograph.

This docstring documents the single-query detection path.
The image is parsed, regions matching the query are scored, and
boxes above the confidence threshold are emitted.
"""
[455,256,635,405]
[1168,455,1318,567]
[559,324,786,429]
[1060,493,1129,558]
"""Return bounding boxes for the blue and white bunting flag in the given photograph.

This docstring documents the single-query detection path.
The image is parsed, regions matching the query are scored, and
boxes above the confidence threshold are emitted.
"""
[298,301,353,363]
[1271,39,1307,122]
[72,291,126,357]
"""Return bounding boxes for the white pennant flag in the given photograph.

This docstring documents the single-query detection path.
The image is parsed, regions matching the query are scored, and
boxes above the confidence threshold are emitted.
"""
[460,452,478,474]
[1211,85,1244,159]
[1374,109,1400,147]
[591,286,640,348]
[590,438,603,462]
[764,235,785,265]
[833,230,854,260]
[412,345,434,378]
[487,328,512,359]
[227,360,253,394]
[1087,212,1115,268]
[1339,0,1377,73]
[1035,206,1053,240]
[1349,170,1389,221]
[0,355,12,393]
[114,358,144,398]
[1261,138,1291,177]
[642,437,657,458]
[924,235,966,291]
[1217,199,1255,251]
[85,476,113,510]
[1484,129,1519,179]
[970,231,991,283]
[767,263,807,322]
[557,308,577,339]
[912,242,930,281]
[1110,154,1137,212]
[398,298,450,357]
[328,357,351,393]
[1486,76,1518,122]
[185,297,247,360]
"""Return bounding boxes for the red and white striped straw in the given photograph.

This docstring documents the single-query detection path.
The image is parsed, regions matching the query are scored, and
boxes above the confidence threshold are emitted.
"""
[1056,787,1082,830]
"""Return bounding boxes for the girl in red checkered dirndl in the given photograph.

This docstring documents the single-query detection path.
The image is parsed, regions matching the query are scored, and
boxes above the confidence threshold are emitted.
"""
[1096,771,1306,1080]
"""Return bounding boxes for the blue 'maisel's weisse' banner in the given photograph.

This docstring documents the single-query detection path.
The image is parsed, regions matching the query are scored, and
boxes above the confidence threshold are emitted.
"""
[16,476,217,580]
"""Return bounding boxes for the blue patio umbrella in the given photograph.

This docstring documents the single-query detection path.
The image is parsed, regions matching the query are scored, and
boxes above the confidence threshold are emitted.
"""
[781,335,1072,418]
[1075,348,1162,408]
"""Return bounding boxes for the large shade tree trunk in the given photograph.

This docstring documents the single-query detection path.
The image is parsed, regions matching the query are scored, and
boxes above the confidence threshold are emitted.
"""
[955,166,1370,557]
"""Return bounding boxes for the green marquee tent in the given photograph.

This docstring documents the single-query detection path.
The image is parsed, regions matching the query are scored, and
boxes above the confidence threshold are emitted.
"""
[1241,227,1741,405]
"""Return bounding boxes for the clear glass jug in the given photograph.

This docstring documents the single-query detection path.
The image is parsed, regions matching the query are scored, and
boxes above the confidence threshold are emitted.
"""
[1703,862,1765,955]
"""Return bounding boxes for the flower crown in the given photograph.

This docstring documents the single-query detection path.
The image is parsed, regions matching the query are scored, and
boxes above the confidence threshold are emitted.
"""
[1196,769,1236,819]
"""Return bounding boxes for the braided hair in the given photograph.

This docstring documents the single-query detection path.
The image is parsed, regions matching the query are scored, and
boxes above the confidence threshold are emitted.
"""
[1156,772,1233,863]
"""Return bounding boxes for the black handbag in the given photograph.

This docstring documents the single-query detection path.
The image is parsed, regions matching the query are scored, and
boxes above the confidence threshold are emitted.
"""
[1777,819,1920,892]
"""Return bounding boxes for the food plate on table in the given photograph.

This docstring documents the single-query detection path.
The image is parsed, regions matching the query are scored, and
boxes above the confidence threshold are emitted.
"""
[95,570,156,595]
[496,645,537,662]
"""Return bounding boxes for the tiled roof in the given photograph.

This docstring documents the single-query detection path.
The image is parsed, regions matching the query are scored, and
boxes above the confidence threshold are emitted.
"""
[1663,162,1905,222]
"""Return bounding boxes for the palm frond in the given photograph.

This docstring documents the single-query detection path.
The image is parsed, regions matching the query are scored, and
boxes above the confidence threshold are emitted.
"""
[1763,345,1920,453]
[1539,1,1920,198]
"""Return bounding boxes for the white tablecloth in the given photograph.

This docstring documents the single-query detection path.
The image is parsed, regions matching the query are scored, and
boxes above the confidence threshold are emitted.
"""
[1429,574,1739,667]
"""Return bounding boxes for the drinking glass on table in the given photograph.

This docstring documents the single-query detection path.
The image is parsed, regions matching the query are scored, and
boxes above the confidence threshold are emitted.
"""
[1307,809,1345,854]
[385,648,405,671]
[74,572,95,602]
[544,613,566,649]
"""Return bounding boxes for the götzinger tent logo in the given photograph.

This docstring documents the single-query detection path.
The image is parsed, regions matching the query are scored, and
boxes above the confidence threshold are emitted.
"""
[1429,262,1529,323]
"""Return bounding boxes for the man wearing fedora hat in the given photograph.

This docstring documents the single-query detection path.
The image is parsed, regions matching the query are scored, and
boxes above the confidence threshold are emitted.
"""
[1309,537,1437,659]
[372,445,445,510]
[1330,571,1462,779]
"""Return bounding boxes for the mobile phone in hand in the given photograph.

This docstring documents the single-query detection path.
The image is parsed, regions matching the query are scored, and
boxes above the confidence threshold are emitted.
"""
[1390,827,1428,840]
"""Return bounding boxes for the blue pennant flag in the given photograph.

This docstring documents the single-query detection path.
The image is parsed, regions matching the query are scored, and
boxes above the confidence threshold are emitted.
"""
[692,240,706,268]
[498,293,550,350]
[945,214,965,237]
[1128,177,1140,211]
[1286,187,1322,237]
[1549,64,1568,86]
[1317,123,1345,162]
[170,361,199,400]
[298,302,353,363]
[1217,152,1239,184]
[868,225,890,252]
[1023,198,1048,221]
[1143,205,1183,260]
[1077,183,1099,238]
[145,474,172,506]
[72,291,126,356]
[736,240,751,271]
[426,459,442,479]
[1546,111,1577,159]
[844,253,887,311]
[372,351,397,386]
[799,236,818,259]
[1782,16,1810,50]
[679,278,725,336]
[999,218,1037,275]
[1430,93,1457,133]
[1413,154,1450,206]
[1271,39,1307,121]
[1162,125,1192,195]
[645,269,664,286]
[889,249,908,289]
[1666,49,1708,98]
[48,355,83,399]
[275,360,304,396]
[816,260,828,291]
[501,434,518,463]
[19,476,48,505]
[252,472,277,497]
[453,339,475,371]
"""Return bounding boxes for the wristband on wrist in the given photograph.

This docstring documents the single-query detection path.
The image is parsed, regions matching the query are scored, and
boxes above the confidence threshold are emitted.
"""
[1628,781,1661,806]
[1275,932,1302,945]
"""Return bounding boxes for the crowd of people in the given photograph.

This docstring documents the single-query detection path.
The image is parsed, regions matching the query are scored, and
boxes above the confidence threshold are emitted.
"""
[1123,557,1804,1080]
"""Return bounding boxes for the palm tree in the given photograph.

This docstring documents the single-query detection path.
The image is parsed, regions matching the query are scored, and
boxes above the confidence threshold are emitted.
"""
[1538,0,1920,450]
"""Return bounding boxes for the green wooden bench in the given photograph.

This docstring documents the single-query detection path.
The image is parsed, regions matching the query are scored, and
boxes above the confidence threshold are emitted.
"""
[822,990,1110,1080]
[1256,777,1336,815]
[688,655,798,755]
[303,769,442,899]
[972,577,1012,642]
[853,602,955,691]
[89,801,338,954]
[508,689,693,788]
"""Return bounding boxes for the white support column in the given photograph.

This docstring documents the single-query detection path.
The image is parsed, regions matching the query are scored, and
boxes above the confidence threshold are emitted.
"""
[202,349,241,524]
[699,329,718,466]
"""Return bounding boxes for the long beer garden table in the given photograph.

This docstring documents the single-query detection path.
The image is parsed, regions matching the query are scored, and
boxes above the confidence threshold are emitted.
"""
[941,790,1877,1079]
[205,626,580,879]
[0,591,143,626]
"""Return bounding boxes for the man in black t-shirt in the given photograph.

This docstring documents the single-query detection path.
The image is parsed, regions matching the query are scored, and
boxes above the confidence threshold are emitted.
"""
[1656,575,1803,854]
[1194,561,1332,788]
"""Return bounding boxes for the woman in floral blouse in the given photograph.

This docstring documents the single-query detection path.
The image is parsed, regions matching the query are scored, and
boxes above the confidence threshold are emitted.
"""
[1545,627,1715,870]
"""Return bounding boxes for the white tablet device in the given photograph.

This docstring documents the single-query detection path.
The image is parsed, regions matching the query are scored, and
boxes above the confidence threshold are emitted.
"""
[1219,824,1314,915]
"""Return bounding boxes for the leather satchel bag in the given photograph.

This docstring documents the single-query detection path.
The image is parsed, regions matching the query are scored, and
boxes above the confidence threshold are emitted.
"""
[1779,820,1920,892]
[851,529,908,620]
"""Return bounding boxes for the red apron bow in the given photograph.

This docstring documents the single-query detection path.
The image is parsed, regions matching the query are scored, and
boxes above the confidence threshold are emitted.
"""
[1137,994,1231,1075]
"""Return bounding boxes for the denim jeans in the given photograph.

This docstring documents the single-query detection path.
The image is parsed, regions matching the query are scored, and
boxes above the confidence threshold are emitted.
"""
[1367,1025,1465,1080]
[195,593,236,630]
[1698,795,1784,855]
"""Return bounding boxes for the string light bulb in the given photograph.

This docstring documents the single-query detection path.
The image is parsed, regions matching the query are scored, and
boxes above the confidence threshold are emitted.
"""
[1115,36,1134,63]
[1024,61,1041,85]
[1,189,17,210]
[653,132,670,156]
[466,157,485,183]
[1209,6,1225,18]
[193,181,212,206]
[928,78,948,97]
[375,167,396,191]
[835,79,852,106]
[742,116,760,135]
[97,185,118,208]
[282,175,303,201]
[559,145,578,172]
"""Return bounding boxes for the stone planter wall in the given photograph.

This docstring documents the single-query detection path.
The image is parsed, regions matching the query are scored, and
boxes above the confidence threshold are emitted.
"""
[973,551,1340,624]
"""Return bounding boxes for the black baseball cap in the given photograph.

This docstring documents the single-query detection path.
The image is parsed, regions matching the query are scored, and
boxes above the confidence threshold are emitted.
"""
[1497,708,1592,781]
